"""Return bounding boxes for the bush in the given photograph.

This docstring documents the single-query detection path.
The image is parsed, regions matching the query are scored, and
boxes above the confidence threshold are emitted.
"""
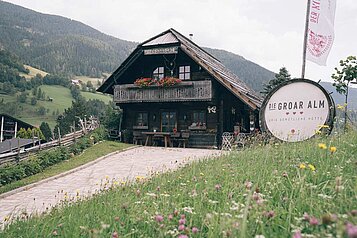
[0,129,103,186]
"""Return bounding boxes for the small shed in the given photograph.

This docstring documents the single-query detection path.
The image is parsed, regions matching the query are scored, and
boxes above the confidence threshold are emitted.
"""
[0,114,35,142]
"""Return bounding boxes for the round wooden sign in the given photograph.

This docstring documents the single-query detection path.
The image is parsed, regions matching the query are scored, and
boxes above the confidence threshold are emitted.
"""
[260,79,335,142]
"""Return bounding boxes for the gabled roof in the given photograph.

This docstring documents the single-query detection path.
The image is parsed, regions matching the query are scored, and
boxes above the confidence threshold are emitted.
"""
[0,114,35,129]
[97,28,262,109]
[0,138,38,154]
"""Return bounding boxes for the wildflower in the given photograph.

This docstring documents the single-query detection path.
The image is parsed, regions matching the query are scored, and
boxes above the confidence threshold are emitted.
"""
[292,230,302,238]
[52,230,58,236]
[299,163,306,169]
[252,192,261,201]
[112,232,119,238]
[178,224,185,231]
[183,207,194,214]
[155,215,164,223]
[330,146,337,153]
[308,164,316,171]
[215,184,222,191]
[178,235,188,238]
[282,172,288,177]
[179,218,186,225]
[245,181,253,189]
[264,210,275,219]
[303,212,310,221]
[168,214,173,220]
[114,217,120,222]
[337,104,345,110]
[309,217,319,226]
[192,227,199,234]
[135,176,145,182]
[346,223,357,238]
[318,143,327,149]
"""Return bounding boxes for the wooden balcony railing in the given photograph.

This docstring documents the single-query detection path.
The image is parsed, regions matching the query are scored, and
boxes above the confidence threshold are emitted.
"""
[113,80,212,103]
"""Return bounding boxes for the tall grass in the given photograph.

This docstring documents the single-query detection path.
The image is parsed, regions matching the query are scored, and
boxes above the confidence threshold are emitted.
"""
[1,133,356,237]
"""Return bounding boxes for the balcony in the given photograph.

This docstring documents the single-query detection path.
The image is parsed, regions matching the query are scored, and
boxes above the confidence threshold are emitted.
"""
[113,80,212,103]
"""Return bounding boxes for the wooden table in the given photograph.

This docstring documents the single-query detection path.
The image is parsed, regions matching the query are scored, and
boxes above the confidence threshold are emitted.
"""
[142,132,171,148]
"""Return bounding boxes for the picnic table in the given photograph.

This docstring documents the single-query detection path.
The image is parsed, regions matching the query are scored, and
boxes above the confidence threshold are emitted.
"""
[142,132,171,148]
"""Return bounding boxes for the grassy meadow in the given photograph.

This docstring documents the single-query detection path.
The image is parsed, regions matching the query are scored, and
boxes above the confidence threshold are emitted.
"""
[1,132,356,237]
[19,65,48,79]
[2,84,112,128]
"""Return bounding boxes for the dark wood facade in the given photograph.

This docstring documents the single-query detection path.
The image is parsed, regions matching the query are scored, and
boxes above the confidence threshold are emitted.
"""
[0,114,35,142]
[98,29,262,148]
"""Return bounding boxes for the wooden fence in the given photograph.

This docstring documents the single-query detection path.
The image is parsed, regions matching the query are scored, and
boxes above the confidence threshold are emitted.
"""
[0,118,99,166]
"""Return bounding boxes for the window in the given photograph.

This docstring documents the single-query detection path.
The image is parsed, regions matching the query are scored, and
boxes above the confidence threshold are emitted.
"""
[161,111,177,132]
[134,112,148,129]
[153,67,164,80]
[193,111,206,125]
[189,111,206,129]
[179,66,190,80]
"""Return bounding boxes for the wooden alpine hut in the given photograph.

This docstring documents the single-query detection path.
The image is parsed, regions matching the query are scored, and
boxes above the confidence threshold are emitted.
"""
[97,28,262,148]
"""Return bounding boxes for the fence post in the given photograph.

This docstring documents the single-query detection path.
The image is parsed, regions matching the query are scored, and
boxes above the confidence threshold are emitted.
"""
[73,121,76,143]
[58,127,61,146]
[38,130,41,150]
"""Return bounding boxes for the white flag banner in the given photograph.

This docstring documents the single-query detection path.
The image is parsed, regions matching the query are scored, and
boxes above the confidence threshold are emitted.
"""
[306,0,336,66]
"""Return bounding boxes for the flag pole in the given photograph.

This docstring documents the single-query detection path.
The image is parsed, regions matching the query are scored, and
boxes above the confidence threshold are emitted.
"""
[301,0,311,79]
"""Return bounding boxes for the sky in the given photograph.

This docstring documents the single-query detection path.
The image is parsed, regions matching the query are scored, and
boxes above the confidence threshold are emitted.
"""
[4,0,357,83]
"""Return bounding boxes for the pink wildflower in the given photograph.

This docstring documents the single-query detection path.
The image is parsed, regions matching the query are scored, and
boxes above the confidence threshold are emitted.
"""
[155,215,164,223]
[178,235,188,238]
[112,232,119,238]
[264,210,275,218]
[245,181,252,189]
[178,224,185,231]
[179,218,186,225]
[346,223,357,238]
[168,214,173,220]
[309,217,319,226]
[303,212,310,221]
[292,230,302,238]
[192,227,199,234]
[215,184,222,191]
[180,214,186,219]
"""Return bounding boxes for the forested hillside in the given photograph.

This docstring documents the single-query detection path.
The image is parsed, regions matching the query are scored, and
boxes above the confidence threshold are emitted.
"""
[0,1,136,77]
[0,1,275,92]
[0,49,29,94]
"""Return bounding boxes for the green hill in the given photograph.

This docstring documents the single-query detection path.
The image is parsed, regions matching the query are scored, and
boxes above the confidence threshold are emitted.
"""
[0,1,274,92]
[0,1,137,77]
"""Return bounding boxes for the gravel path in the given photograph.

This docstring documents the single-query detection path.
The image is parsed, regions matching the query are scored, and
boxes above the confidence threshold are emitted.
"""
[0,146,221,224]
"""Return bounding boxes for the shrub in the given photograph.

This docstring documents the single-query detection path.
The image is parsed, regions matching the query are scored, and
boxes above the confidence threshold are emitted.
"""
[0,129,102,186]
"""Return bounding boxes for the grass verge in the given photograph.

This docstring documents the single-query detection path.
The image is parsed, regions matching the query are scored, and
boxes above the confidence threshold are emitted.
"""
[0,141,131,195]
[1,133,357,237]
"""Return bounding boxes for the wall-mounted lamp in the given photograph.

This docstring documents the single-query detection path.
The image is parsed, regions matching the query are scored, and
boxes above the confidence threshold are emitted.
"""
[183,114,187,120]
[152,114,156,121]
